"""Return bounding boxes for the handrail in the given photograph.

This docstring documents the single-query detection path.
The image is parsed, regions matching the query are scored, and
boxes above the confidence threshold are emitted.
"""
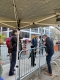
[19,45,46,56]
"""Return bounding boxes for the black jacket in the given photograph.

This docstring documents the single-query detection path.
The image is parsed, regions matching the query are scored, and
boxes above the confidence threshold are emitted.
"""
[45,37,54,55]
[11,34,17,51]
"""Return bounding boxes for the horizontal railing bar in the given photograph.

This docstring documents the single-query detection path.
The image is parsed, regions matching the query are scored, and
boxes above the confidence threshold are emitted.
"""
[19,46,45,56]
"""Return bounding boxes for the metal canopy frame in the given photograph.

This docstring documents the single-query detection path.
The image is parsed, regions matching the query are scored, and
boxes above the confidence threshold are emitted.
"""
[0,0,60,29]
[0,0,60,80]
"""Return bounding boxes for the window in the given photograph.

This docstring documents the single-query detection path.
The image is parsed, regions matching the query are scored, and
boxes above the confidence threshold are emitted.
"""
[9,31,12,37]
[23,29,30,31]
[2,27,7,31]
[20,32,29,38]
[42,29,44,33]
[39,28,44,34]
[0,27,1,32]
[9,28,12,31]
[45,30,49,34]
[45,27,49,29]
[31,28,38,32]
[39,28,41,33]
[25,32,29,38]
[2,32,7,41]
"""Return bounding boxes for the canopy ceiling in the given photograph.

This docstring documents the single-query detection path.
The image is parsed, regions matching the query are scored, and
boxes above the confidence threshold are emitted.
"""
[0,0,60,29]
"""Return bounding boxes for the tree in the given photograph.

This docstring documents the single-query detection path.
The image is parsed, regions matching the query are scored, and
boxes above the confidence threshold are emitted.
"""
[0,34,6,77]
[0,34,6,44]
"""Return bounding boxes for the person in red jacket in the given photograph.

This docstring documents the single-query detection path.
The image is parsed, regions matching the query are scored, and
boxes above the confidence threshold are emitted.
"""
[9,29,17,76]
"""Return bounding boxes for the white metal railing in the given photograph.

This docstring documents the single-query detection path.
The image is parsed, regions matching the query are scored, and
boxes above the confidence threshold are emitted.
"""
[0,45,9,62]
[16,46,60,80]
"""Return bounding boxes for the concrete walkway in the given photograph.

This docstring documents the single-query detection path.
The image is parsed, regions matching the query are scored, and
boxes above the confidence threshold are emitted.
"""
[2,52,60,80]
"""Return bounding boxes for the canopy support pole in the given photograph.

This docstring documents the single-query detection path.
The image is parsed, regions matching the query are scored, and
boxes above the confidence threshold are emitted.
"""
[13,0,18,22]
[12,1,21,79]
[0,22,15,29]
[35,23,58,26]
[15,19,21,80]
[35,15,56,23]
[39,27,43,75]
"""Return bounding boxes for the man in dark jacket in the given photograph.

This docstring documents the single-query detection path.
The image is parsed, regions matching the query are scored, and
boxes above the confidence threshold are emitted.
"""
[43,34,54,76]
[9,30,17,76]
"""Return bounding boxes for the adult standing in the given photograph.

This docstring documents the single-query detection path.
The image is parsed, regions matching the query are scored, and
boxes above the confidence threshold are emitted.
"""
[9,30,17,76]
[32,35,37,57]
[43,34,54,76]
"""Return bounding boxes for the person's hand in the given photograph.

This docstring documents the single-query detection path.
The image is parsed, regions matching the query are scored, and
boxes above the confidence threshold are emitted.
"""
[43,42,46,45]
[45,53,48,56]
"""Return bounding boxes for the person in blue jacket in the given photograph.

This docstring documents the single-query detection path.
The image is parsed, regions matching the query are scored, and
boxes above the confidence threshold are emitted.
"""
[31,35,37,57]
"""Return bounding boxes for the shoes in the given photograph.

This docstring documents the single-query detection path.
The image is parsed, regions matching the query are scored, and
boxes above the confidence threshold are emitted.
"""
[31,63,36,67]
[45,71,52,76]
[9,72,16,76]
[9,73,15,76]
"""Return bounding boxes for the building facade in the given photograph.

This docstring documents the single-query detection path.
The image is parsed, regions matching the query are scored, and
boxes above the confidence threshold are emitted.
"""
[0,27,50,61]
[0,27,50,41]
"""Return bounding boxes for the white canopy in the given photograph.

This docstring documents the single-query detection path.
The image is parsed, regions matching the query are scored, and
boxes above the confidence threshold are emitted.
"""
[0,0,60,29]
[1,1,60,79]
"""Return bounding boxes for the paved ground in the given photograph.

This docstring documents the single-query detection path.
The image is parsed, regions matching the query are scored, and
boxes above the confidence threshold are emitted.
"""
[23,56,60,80]
[2,51,60,80]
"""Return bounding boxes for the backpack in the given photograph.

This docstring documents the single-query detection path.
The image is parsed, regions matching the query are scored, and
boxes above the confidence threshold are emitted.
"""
[6,36,16,51]
[6,37,14,54]
[6,38,10,49]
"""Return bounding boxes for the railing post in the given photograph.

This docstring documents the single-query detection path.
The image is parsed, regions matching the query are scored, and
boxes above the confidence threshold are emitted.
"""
[39,47,41,75]
[0,45,3,77]
[19,51,22,80]
[39,28,43,75]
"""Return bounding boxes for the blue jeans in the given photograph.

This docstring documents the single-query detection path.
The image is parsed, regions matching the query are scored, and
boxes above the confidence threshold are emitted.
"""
[9,61,16,75]
[46,52,53,74]
[9,51,16,76]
